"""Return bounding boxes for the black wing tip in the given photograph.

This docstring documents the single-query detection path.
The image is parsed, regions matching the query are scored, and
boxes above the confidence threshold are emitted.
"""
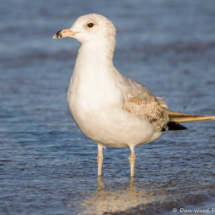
[163,121,188,131]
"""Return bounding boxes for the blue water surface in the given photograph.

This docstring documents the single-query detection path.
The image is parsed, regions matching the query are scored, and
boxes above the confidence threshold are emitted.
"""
[1,0,215,214]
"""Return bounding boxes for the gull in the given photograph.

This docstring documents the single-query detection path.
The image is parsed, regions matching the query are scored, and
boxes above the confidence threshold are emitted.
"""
[53,13,215,177]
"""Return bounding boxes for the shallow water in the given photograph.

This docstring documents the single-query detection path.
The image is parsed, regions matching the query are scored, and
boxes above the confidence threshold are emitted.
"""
[1,0,215,214]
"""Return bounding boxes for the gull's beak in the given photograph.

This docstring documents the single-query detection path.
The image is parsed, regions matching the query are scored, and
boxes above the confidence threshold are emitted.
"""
[53,28,79,39]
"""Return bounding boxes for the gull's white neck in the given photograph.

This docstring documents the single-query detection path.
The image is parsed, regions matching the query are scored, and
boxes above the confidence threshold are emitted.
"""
[73,39,116,79]
[68,37,123,110]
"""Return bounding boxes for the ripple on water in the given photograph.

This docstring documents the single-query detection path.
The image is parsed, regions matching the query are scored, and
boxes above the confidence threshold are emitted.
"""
[1,0,215,214]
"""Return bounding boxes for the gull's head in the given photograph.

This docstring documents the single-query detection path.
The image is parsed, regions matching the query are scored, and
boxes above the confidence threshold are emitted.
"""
[53,13,116,44]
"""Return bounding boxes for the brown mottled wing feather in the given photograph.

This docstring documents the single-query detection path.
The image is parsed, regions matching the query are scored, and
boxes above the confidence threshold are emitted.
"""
[124,97,170,131]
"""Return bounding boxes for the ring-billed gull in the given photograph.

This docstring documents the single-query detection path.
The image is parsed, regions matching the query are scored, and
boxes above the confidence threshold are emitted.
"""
[53,13,215,177]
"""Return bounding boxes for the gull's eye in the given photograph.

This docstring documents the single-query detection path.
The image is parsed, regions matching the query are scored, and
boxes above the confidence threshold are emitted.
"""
[87,23,94,28]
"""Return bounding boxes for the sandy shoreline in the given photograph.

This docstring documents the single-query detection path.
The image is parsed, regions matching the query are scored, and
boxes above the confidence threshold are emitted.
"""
[104,193,215,215]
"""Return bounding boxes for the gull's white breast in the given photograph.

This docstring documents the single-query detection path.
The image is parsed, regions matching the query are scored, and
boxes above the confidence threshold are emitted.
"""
[67,50,156,148]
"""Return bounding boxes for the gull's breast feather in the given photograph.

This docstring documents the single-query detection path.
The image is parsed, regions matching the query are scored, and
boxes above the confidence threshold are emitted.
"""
[67,71,156,148]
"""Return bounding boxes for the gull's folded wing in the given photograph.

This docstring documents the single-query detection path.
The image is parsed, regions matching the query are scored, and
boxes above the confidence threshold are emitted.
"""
[124,97,169,131]
[119,75,157,102]
[124,97,187,131]
[119,75,214,130]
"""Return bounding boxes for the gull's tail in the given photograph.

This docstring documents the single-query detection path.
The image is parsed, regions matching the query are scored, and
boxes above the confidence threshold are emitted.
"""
[165,109,215,123]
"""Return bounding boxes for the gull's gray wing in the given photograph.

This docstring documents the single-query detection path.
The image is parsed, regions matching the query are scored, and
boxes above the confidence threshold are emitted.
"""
[117,75,169,131]
[119,75,157,102]
[117,75,187,131]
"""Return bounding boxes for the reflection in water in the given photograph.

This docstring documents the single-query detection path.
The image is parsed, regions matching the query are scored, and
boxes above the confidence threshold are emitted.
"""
[97,176,105,191]
[80,177,165,214]
[79,177,214,215]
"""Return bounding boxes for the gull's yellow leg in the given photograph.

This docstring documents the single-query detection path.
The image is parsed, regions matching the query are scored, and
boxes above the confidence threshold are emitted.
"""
[128,146,136,177]
[97,144,103,176]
